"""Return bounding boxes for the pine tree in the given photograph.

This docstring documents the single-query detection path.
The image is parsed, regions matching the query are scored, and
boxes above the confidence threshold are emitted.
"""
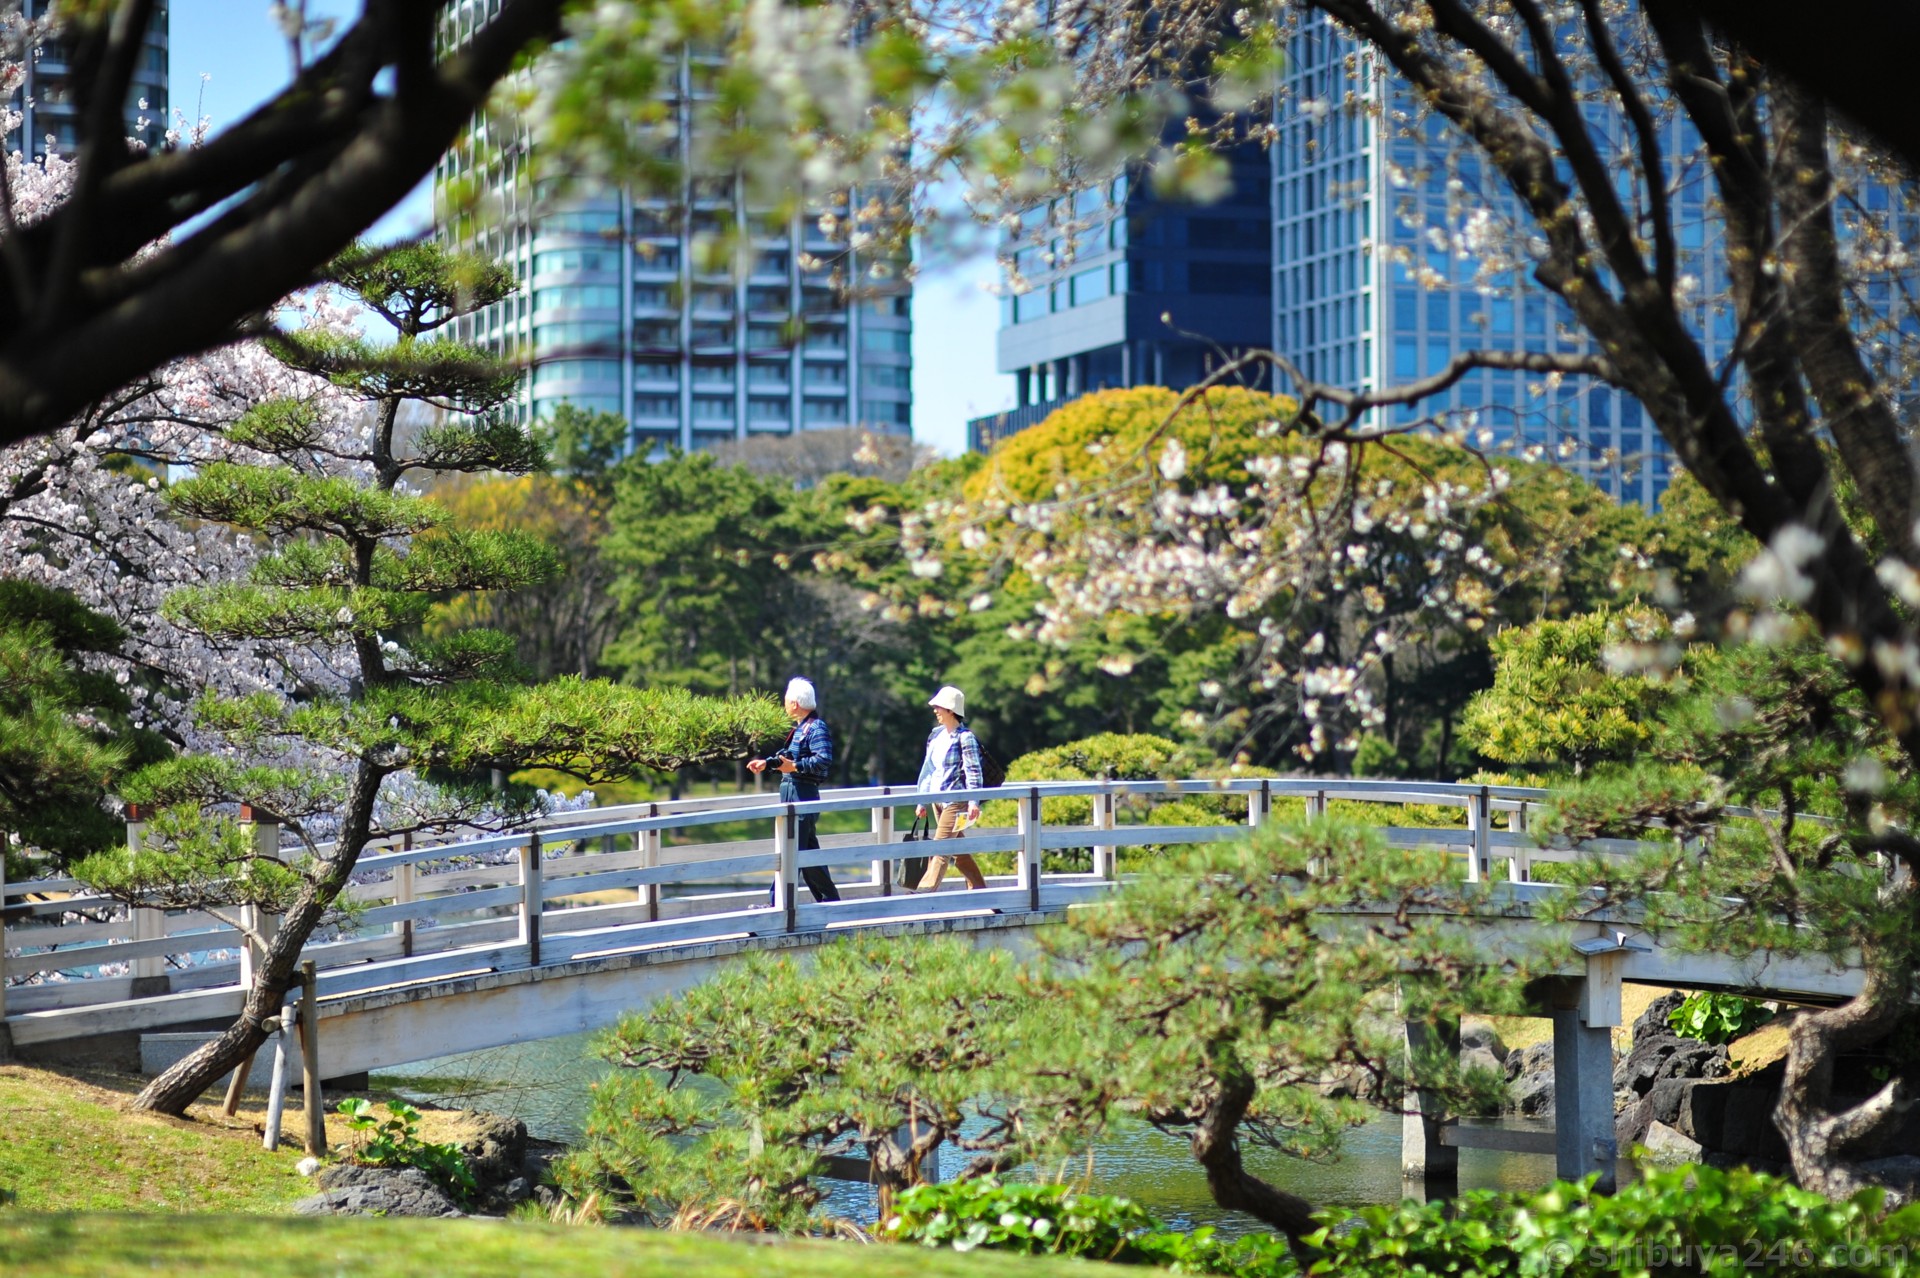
[74,243,785,1115]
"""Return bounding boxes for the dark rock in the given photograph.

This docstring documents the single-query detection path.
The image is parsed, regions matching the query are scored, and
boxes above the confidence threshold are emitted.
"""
[1632,992,1689,1046]
[298,1165,463,1218]
[1614,1032,1730,1103]
[1461,1023,1509,1064]
[1616,1094,1654,1148]
[457,1112,528,1188]
[502,1177,531,1204]
[1861,1156,1920,1203]
[1645,1066,1789,1164]
[1504,1041,1557,1117]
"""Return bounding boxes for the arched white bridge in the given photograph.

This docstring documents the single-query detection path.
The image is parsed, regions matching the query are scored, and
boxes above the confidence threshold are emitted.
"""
[1,778,1865,1189]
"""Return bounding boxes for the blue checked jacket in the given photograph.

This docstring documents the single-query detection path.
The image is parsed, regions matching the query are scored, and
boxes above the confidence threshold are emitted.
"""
[769,714,834,793]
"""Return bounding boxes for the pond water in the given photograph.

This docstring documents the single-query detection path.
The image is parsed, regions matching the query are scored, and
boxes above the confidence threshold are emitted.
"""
[375,1031,1563,1231]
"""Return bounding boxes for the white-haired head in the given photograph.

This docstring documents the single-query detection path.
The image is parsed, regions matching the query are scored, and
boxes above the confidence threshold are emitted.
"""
[784,677,818,710]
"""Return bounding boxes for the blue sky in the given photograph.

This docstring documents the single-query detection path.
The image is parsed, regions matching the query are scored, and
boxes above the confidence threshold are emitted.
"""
[167,3,1010,456]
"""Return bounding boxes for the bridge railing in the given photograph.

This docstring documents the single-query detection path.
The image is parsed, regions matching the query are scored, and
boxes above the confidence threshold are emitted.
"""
[4,778,1674,1032]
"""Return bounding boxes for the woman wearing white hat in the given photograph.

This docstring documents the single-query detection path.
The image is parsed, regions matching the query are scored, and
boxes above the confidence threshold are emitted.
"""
[912,685,989,891]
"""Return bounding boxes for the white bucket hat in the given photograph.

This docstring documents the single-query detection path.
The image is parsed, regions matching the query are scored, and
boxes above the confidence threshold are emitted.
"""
[927,685,967,718]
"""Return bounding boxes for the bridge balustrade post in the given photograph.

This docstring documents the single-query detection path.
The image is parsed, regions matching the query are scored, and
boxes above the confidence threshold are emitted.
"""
[518,834,544,966]
[1305,789,1329,875]
[871,792,895,897]
[238,808,281,988]
[1248,779,1271,829]
[1091,791,1116,881]
[0,839,8,1025]
[1507,803,1530,882]
[124,803,166,987]
[1464,788,1490,883]
[640,812,661,921]
[1019,788,1042,910]
[774,808,797,931]
[395,833,415,958]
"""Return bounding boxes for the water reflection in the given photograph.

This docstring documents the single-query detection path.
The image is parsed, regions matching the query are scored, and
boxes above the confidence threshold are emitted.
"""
[378,1031,1561,1232]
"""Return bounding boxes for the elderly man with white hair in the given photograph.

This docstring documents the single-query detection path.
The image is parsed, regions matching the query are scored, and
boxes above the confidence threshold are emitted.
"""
[747,677,841,903]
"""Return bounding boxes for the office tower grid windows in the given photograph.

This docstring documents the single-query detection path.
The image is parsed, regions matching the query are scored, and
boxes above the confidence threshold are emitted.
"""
[6,0,169,160]
[435,7,911,456]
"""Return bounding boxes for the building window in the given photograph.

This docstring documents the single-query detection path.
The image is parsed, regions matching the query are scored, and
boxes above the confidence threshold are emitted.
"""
[633,357,679,384]
[533,249,616,274]
[803,361,847,388]
[533,394,620,419]
[746,285,788,312]
[1012,289,1049,324]
[534,321,621,351]
[861,327,912,352]
[1070,267,1110,306]
[691,362,734,385]
[692,285,735,313]
[633,319,681,347]
[634,394,680,419]
[532,285,621,311]
[692,395,735,422]
[863,365,911,389]
[633,242,680,272]
[747,361,789,385]
[533,359,623,387]
[802,398,846,424]
[748,323,794,350]
[749,396,790,422]
[689,322,733,347]
[545,210,620,236]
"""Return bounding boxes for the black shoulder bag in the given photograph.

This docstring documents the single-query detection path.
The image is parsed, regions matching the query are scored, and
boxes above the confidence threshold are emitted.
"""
[893,812,931,889]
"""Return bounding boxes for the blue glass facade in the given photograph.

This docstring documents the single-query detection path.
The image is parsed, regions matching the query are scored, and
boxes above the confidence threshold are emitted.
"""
[1271,15,1759,504]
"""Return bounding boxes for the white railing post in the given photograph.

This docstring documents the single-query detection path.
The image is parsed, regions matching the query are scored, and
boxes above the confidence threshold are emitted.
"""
[640,813,662,922]
[1091,790,1116,881]
[124,803,165,984]
[1019,787,1042,910]
[774,808,797,931]
[1248,779,1271,828]
[1306,788,1328,821]
[1508,803,1530,882]
[518,833,544,965]
[0,839,8,1022]
[395,832,416,958]
[1465,788,1489,883]
[238,806,281,986]
[871,791,896,896]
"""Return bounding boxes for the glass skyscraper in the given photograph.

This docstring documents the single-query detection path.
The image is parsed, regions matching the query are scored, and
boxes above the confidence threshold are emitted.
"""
[1271,15,1749,505]
[970,139,1275,453]
[436,3,911,454]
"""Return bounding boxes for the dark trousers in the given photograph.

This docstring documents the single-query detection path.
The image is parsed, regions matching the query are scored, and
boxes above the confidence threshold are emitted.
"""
[772,777,840,903]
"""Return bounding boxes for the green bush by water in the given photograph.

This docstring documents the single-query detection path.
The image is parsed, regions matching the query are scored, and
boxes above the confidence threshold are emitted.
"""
[885,1166,1920,1278]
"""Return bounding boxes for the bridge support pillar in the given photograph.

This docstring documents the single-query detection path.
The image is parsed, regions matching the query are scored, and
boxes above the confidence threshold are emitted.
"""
[1400,1012,1461,1185]
[1551,1000,1617,1192]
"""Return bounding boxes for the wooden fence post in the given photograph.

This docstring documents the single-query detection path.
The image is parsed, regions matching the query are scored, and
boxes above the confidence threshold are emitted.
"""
[237,806,281,987]
[774,807,797,931]
[639,808,661,921]
[1508,802,1531,882]
[125,803,165,984]
[518,833,544,966]
[298,959,326,1156]
[1464,788,1490,883]
[871,791,895,896]
[396,832,416,958]
[1019,787,1042,911]
[1090,790,1116,881]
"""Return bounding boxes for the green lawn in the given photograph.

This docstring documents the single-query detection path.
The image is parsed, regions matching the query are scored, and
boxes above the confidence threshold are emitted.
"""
[0,1215,1107,1278]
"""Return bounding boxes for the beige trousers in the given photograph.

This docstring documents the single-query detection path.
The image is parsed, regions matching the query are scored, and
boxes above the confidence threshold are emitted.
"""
[916,802,988,890]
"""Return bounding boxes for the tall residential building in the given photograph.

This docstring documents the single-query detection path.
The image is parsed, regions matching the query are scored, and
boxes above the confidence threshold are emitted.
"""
[436,8,911,454]
[6,0,170,160]
[968,138,1274,453]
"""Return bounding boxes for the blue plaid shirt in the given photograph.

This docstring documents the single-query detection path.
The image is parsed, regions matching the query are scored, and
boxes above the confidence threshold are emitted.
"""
[770,713,834,789]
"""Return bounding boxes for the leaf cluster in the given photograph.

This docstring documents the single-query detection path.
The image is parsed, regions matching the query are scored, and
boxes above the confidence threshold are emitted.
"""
[336,1098,479,1204]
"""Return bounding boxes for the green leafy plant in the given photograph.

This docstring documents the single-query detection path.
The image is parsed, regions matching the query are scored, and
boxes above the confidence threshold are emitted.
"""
[336,1098,478,1204]
[1310,1164,1920,1276]
[1667,992,1776,1046]
[885,1178,1290,1274]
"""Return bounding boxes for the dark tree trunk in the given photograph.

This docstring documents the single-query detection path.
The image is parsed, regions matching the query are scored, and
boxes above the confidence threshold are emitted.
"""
[132,757,386,1115]
[1183,1050,1320,1260]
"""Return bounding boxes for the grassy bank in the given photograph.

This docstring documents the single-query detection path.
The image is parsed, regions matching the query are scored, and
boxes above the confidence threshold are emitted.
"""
[0,1215,1105,1278]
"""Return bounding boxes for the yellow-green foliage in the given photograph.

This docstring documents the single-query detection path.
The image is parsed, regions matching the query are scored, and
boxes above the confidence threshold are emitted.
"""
[1459,605,1704,774]
[963,386,1296,506]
